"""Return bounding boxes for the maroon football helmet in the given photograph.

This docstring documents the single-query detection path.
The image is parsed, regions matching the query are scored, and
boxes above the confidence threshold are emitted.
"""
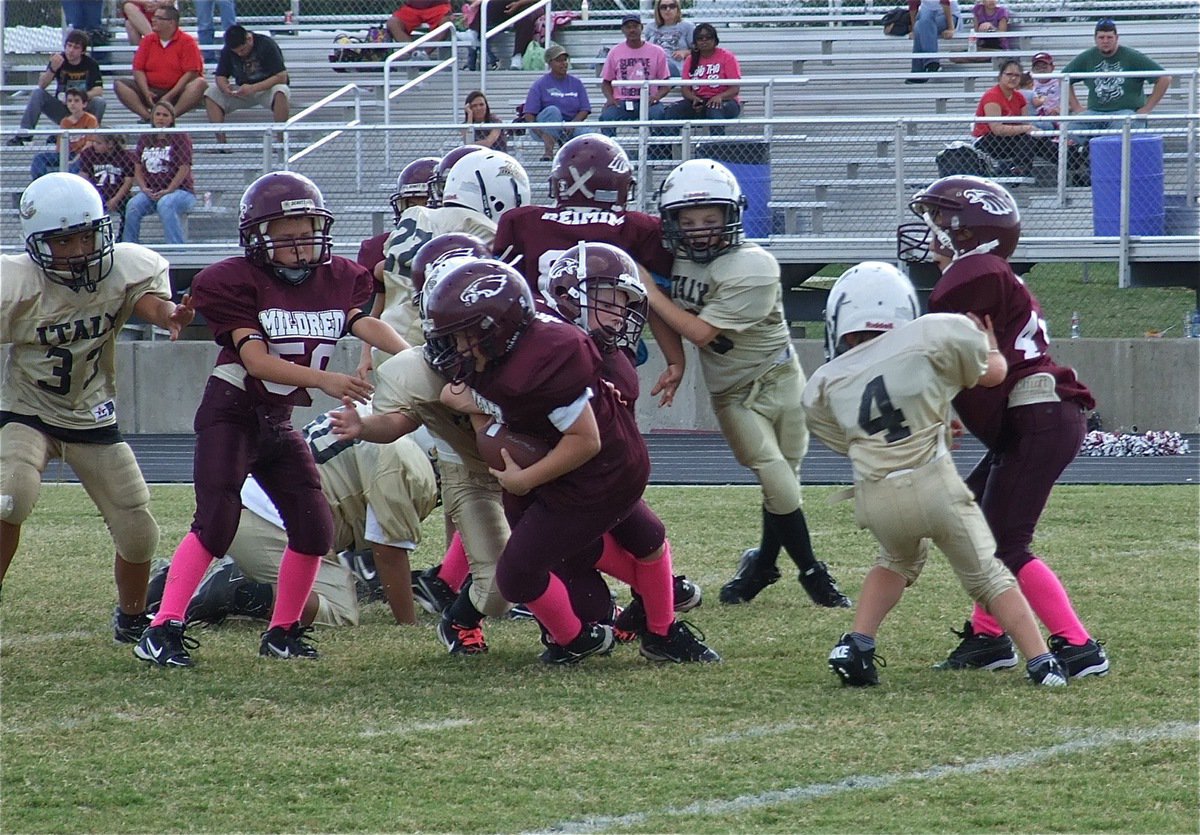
[549,134,635,211]
[422,259,535,383]
[390,156,438,224]
[545,242,647,351]
[239,171,334,285]
[897,175,1021,263]
[428,144,486,208]
[410,232,492,317]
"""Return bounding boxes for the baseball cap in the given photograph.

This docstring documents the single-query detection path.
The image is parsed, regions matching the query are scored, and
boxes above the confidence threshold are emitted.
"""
[621,14,642,25]
[1094,17,1117,31]
[544,44,568,62]
[1031,51,1054,66]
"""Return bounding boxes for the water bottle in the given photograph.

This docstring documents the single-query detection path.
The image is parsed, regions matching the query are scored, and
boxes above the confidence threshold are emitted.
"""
[580,0,589,22]
[1070,311,1081,339]
[202,191,212,209]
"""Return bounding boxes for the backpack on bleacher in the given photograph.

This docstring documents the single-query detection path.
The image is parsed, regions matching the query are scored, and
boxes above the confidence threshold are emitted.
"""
[936,141,1000,178]
[881,7,910,36]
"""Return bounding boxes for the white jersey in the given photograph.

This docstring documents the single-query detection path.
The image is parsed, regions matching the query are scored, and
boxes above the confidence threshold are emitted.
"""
[802,314,989,481]
[1,243,170,431]
[378,205,497,348]
[668,242,792,397]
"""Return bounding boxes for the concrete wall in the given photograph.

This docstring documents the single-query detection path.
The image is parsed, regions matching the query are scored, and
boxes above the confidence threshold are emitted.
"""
[3,338,1197,434]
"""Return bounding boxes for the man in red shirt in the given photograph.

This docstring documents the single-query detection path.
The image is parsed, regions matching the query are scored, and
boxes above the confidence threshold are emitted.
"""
[112,5,207,120]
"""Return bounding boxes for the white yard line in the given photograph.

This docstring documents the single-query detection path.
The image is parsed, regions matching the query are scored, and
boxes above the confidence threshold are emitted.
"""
[533,721,1199,834]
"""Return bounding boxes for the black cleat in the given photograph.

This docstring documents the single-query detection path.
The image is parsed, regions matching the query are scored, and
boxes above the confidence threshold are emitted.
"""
[613,575,705,636]
[639,620,720,663]
[259,622,319,659]
[112,607,151,644]
[340,549,385,602]
[828,633,883,686]
[412,566,457,615]
[1027,655,1069,686]
[799,562,852,608]
[187,557,271,625]
[539,622,615,665]
[134,620,198,667]
[934,620,1018,671]
[437,615,489,655]
[719,548,781,604]
[1048,635,1110,679]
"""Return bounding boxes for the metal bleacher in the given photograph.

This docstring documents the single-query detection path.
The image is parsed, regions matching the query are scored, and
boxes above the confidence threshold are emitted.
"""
[1,0,1197,311]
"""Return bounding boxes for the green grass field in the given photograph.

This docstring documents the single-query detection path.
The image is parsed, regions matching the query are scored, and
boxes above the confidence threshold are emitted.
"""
[2,484,1197,834]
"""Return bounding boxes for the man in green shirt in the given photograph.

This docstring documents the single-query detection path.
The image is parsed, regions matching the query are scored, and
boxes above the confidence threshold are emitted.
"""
[1063,19,1170,141]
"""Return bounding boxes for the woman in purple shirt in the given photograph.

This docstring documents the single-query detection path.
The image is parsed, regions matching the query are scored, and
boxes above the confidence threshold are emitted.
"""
[123,100,196,244]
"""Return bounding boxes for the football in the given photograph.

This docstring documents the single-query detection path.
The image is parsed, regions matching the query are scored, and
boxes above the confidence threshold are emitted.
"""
[475,420,552,471]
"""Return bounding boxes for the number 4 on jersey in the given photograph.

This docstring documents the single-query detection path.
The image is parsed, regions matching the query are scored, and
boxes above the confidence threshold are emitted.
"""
[858,375,911,442]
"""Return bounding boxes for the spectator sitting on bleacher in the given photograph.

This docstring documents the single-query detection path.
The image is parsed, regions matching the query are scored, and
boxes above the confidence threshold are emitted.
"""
[386,0,453,55]
[123,101,196,245]
[906,0,959,82]
[8,30,106,146]
[196,1,237,62]
[971,0,1010,52]
[972,59,1056,177]
[29,88,96,181]
[1063,19,1171,142]
[62,0,103,36]
[521,44,598,160]
[203,26,290,148]
[662,24,740,135]
[599,15,671,131]
[1030,52,1061,119]
[463,0,540,71]
[78,133,138,241]
[113,5,208,121]
[644,0,694,78]
[121,0,176,47]
[461,90,508,152]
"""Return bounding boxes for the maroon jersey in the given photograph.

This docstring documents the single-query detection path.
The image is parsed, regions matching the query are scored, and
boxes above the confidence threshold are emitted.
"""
[356,232,388,274]
[191,255,374,407]
[927,253,1094,447]
[494,205,673,292]
[600,346,640,416]
[473,314,650,511]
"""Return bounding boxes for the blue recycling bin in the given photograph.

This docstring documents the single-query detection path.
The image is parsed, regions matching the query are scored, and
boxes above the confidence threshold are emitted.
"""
[696,140,771,239]
[1090,134,1164,236]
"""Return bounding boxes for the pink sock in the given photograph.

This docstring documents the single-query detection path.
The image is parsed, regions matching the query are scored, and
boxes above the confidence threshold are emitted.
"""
[632,540,675,637]
[524,573,582,646]
[439,532,470,592]
[270,547,322,629]
[971,602,1004,638]
[594,533,638,586]
[1016,558,1091,644]
[152,532,214,626]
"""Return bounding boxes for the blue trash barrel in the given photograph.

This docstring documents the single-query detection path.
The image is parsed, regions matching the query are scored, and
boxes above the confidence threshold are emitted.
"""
[696,140,771,238]
[1090,134,1164,236]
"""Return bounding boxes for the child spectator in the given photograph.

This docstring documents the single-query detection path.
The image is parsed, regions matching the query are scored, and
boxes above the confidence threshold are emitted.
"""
[124,101,195,244]
[78,133,137,241]
[1030,51,1062,118]
[29,88,96,180]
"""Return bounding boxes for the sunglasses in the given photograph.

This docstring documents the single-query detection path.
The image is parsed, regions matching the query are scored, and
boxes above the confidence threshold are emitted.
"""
[694,33,715,40]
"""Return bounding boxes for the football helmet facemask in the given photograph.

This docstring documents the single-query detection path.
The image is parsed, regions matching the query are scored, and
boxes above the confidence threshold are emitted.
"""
[549,134,635,211]
[20,172,115,292]
[390,156,439,224]
[658,159,747,263]
[422,259,535,384]
[239,171,334,285]
[442,150,532,222]
[824,261,920,360]
[897,175,1021,264]
[545,242,648,351]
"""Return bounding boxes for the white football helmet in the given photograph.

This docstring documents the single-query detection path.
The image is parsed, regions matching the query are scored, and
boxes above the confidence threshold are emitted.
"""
[657,158,747,263]
[20,172,115,291]
[824,261,920,359]
[442,149,531,221]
